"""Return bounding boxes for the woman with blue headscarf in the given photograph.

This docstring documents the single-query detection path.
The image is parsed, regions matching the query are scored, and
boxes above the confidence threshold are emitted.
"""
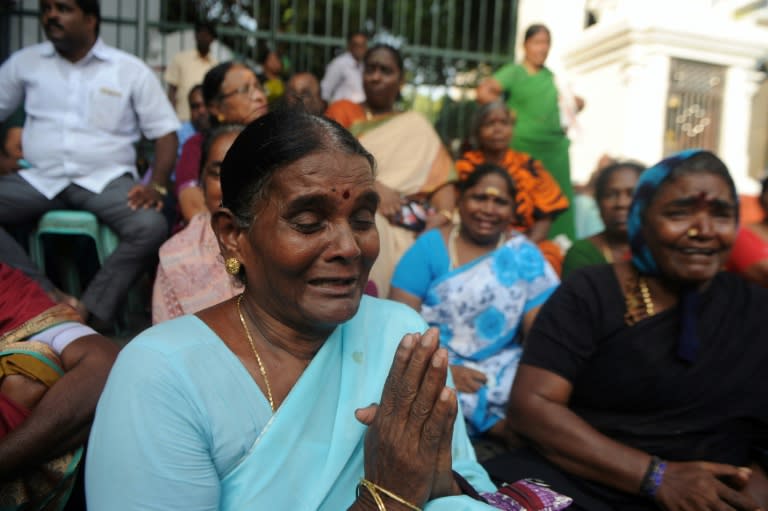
[481,150,768,510]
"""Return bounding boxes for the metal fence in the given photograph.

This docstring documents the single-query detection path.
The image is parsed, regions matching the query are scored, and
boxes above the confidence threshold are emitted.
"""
[2,0,519,151]
[663,58,725,156]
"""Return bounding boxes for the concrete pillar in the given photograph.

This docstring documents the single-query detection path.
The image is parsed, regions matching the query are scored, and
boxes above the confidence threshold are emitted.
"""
[720,66,763,193]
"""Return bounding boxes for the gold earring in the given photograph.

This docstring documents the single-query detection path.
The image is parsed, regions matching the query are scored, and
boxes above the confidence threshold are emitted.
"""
[225,258,241,275]
[687,227,699,238]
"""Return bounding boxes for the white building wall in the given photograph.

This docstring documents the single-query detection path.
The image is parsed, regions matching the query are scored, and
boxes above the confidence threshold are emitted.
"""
[518,0,768,194]
[719,65,765,191]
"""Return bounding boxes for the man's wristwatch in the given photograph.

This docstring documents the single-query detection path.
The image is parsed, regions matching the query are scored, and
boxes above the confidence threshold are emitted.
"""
[149,182,168,196]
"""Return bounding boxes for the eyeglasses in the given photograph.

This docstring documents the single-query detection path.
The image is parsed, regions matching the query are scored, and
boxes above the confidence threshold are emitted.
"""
[219,82,264,100]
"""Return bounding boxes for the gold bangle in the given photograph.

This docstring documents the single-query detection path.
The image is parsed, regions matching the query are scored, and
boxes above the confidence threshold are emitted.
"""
[358,479,423,511]
[149,182,168,196]
[358,479,386,510]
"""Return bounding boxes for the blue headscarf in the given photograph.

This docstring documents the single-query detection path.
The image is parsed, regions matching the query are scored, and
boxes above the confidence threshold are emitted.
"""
[625,149,738,362]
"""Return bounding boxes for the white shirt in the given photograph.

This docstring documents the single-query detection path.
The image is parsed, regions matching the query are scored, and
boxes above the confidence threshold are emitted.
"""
[0,39,180,199]
[163,49,217,121]
[320,51,365,103]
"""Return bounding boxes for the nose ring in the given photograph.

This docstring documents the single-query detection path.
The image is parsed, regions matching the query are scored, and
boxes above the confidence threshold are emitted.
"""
[687,227,699,238]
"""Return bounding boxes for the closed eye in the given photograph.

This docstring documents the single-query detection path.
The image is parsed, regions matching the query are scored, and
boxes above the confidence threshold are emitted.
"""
[663,208,691,219]
[290,211,324,233]
[350,208,376,230]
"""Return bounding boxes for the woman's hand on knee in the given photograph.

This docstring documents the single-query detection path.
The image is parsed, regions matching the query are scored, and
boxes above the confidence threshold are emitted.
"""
[656,461,759,511]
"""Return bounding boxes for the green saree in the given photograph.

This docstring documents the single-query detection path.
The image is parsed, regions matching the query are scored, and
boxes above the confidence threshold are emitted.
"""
[562,238,607,278]
[494,63,575,240]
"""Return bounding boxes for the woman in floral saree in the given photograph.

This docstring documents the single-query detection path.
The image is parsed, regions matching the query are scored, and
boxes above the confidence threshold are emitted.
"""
[389,164,559,439]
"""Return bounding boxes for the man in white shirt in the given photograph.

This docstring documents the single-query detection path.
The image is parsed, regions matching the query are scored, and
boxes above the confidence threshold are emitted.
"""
[0,0,179,327]
[165,21,218,122]
[320,31,368,104]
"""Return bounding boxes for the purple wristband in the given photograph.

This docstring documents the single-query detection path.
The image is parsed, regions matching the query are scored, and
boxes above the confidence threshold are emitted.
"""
[640,456,667,498]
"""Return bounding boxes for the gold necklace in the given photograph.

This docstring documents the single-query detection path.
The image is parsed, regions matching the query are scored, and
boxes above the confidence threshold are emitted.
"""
[448,225,505,269]
[236,294,275,412]
[600,243,614,263]
[639,277,655,316]
[624,273,656,326]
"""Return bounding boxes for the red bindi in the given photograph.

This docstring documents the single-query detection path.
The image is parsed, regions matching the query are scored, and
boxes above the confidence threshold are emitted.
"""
[694,191,710,211]
[342,190,350,199]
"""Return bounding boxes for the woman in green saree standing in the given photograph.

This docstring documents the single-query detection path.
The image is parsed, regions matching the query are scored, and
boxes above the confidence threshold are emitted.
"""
[477,24,583,242]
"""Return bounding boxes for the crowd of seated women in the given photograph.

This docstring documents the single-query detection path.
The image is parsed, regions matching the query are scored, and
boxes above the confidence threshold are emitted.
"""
[141,42,767,510]
[7,30,768,511]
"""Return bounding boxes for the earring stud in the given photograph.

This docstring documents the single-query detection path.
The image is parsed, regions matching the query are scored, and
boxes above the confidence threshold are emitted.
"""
[225,258,241,275]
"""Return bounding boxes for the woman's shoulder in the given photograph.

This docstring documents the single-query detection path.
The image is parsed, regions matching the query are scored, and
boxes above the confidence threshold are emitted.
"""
[413,228,449,260]
[457,150,484,164]
[562,238,604,276]
[712,270,768,305]
[325,99,364,128]
[394,110,439,134]
[399,228,446,257]
[119,316,227,367]
[158,213,212,258]
[504,231,536,249]
[349,296,428,338]
[556,263,619,296]
[181,131,204,152]
[747,222,768,240]
[502,148,534,166]
[494,62,526,78]
[566,237,600,255]
[456,151,485,176]
[420,226,447,245]
[104,316,230,401]
[326,98,360,110]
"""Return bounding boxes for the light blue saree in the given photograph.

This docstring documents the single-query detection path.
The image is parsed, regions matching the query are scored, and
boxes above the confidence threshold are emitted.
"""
[86,297,501,510]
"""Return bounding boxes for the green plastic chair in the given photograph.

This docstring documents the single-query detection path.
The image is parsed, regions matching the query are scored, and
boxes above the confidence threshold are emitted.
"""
[29,210,118,298]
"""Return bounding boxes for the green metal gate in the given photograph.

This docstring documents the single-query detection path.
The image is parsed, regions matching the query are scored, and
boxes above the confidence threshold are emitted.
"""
[3,0,519,149]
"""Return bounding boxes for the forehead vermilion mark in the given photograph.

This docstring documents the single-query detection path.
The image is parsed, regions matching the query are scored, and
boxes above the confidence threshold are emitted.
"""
[694,191,709,209]
[342,190,350,199]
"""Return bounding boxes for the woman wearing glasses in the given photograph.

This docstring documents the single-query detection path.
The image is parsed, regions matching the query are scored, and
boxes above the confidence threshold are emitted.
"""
[174,62,268,226]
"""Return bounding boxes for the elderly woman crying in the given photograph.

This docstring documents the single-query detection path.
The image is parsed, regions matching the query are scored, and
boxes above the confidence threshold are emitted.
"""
[85,109,573,511]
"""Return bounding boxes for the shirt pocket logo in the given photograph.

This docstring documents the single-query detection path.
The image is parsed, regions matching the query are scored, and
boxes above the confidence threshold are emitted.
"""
[89,85,127,132]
